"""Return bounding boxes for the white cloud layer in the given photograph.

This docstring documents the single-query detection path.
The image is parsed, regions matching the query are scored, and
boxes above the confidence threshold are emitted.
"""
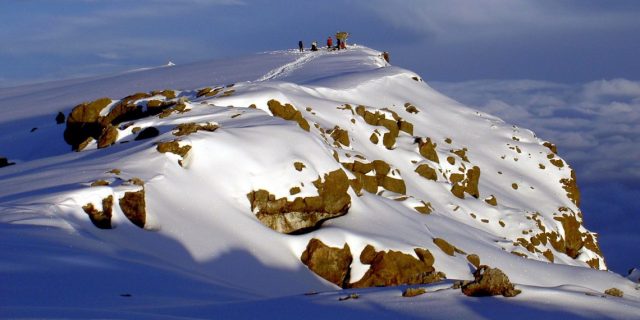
[364,0,640,43]
[432,78,640,184]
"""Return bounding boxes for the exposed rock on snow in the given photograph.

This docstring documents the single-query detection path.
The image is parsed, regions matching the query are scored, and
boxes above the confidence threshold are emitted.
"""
[349,245,444,288]
[467,254,481,268]
[341,159,407,195]
[119,189,146,228]
[172,122,219,136]
[461,265,521,297]
[300,239,352,287]
[247,169,351,234]
[156,140,191,167]
[63,97,112,150]
[402,287,427,297]
[82,195,113,229]
[267,99,310,132]
[604,287,624,298]
[433,237,465,256]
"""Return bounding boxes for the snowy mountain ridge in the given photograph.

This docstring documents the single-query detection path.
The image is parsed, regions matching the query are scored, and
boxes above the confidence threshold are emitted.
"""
[1,45,638,319]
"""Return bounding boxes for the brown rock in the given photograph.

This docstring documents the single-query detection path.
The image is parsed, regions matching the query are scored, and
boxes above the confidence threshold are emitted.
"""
[433,238,465,256]
[248,169,351,234]
[293,161,306,171]
[300,239,352,287]
[152,89,176,100]
[173,122,219,136]
[414,201,433,214]
[542,249,554,263]
[553,213,584,259]
[330,127,350,147]
[360,244,378,264]
[156,140,191,166]
[119,189,146,228]
[289,187,301,195]
[267,99,310,132]
[415,164,437,181]
[550,158,564,168]
[402,288,426,297]
[464,166,481,198]
[369,132,379,144]
[82,195,113,229]
[404,102,419,114]
[452,148,470,162]
[484,195,497,206]
[381,176,406,194]
[543,141,558,154]
[560,170,581,206]
[64,97,112,149]
[90,180,110,187]
[419,138,440,163]
[604,288,623,297]
[467,254,481,268]
[97,125,118,149]
[461,265,521,297]
[350,246,444,288]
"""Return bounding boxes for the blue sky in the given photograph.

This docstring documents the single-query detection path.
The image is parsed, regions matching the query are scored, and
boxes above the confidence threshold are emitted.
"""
[1,0,639,86]
[1,0,638,273]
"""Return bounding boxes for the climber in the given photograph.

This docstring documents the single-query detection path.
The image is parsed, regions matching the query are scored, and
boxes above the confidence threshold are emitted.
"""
[298,40,304,52]
[327,36,333,49]
[335,31,349,50]
[311,41,318,51]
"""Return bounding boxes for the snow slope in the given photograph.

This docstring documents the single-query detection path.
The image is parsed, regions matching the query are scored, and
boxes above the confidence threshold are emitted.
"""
[1,46,638,319]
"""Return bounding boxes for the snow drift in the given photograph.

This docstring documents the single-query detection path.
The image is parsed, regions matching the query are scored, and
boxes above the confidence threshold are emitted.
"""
[1,46,638,319]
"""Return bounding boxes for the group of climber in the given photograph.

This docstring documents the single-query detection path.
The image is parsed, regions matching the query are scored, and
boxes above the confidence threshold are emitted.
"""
[298,33,348,52]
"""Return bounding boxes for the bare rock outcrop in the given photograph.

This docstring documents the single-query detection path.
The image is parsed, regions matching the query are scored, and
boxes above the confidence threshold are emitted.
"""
[349,245,444,288]
[119,189,146,228]
[64,93,179,151]
[267,99,310,132]
[300,239,352,287]
[82,195,113,229]
[247,169,351,234]
[461,265,521,297]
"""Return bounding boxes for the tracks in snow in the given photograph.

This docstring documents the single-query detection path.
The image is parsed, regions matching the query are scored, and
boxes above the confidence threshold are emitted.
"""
[257,51,325,82]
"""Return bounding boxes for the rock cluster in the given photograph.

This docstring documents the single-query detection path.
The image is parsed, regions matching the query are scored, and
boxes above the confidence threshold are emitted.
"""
[301,240,445,289]
[247,169,351,234]
[350,245,444,288]
[63,92,178,151]
[300,239,352,287]
[461,265,521,297]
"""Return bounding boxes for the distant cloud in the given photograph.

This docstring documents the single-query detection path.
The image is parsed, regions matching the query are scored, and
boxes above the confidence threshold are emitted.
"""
[432,79,640,185]
[363,0,640,43]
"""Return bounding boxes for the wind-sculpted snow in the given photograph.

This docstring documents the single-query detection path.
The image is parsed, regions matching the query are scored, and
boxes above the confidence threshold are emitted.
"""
[1,46,639,318]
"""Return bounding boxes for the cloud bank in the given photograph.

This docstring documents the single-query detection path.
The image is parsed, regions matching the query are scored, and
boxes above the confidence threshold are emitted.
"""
[432,79,640,185]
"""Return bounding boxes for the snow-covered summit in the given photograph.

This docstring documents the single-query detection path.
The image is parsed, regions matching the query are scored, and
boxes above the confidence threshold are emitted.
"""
[1,46,638,319]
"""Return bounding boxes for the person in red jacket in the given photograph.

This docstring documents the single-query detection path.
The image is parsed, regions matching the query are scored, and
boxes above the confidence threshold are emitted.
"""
[327,36,333,49]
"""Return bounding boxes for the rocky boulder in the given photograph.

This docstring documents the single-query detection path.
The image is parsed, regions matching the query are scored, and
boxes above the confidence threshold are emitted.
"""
[82,195,113,229]
[461,265,521,297]
[247,169,351,234]
[300,239,352,287]
[119,189,146,228]
[349,245,444,288]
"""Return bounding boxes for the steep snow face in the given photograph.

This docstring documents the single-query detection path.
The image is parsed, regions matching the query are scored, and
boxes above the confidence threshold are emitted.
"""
[1,46,638,317]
